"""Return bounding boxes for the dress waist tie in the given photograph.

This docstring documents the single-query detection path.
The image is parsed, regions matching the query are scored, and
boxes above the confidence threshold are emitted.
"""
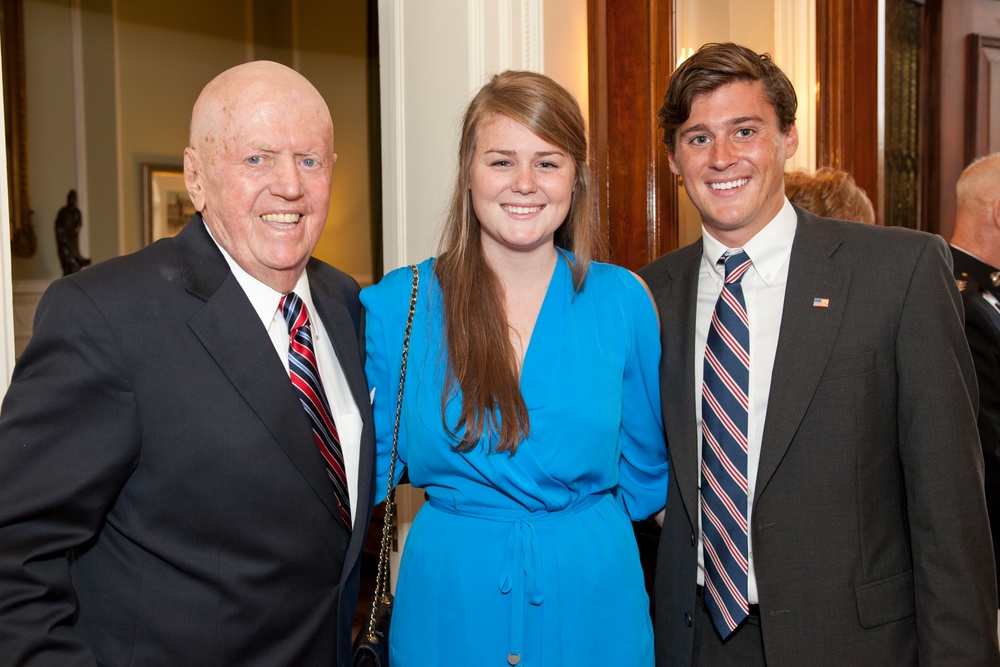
[498,518,542,665]
[427,491,610,666]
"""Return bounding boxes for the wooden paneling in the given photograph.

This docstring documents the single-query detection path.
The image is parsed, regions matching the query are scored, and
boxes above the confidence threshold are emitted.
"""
[966,33,1000,163]
[922,0,1000,238]
[816,0,881,222]
[588,0,676,269]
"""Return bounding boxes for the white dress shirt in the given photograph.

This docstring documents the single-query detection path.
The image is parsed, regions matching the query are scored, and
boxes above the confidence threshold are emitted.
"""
[694,199,797,604]
[205,222,362,523]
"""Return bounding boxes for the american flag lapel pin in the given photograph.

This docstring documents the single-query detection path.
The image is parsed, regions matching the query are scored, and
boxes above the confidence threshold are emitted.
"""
[813,297,830,308]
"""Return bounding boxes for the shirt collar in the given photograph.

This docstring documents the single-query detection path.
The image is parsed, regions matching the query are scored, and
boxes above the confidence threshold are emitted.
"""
[203,219,313,329]
[951,244,998,271]
[701,198,798,285]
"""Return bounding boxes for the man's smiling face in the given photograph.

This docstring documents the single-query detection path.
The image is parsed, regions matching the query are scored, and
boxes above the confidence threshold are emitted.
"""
[668,79,798,247]
[185,62,336,293]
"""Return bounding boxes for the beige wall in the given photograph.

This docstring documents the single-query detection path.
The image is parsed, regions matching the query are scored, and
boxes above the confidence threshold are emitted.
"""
[543,0,589,128]
[80,0,119,265]
[676,0,776,59]
[116,1,247,255]
[298,0,374,283]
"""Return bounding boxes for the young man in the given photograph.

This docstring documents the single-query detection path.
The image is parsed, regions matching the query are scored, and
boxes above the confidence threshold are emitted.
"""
[950,153,1000,603]
[640,42,999,666]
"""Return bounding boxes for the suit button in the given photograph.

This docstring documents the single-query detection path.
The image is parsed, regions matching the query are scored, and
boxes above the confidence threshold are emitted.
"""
[690,531,696,546]
[684,612,693,627]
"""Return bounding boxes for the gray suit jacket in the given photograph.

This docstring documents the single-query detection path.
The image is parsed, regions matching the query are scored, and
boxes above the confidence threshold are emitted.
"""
[639,208,999,666]
[0,217,376,666]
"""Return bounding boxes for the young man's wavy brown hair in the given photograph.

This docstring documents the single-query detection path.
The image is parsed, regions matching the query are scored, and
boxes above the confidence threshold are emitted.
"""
[658,42,797,155]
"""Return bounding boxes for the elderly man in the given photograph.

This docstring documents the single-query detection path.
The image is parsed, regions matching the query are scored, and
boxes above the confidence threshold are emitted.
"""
[0,61,375,666]
[950,153,1000,604]
[640,42,998,666]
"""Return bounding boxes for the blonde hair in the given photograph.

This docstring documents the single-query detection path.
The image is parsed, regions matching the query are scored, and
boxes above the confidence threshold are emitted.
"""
[784,167,876,224]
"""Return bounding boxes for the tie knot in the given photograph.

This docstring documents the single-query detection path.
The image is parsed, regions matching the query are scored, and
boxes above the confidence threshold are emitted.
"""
[280,292,310,334]
[721,251,751,285]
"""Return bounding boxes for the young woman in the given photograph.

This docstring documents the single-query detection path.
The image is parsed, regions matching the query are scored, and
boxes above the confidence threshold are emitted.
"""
[361,70,668,666]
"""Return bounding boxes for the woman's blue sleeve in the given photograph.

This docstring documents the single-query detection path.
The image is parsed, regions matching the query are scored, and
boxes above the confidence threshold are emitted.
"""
[360,267,411,504]
[616,270,670,520]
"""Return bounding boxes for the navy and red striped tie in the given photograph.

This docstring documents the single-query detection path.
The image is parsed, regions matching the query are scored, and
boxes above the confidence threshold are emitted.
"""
[701,250,751,637]
[280,292,352,533]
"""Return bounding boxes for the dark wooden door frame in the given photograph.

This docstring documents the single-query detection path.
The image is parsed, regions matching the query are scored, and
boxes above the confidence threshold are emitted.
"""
[816,0,881,223]
[588,0,676,269]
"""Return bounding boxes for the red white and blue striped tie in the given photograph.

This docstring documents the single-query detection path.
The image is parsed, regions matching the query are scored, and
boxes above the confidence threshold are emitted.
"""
[280,292,352,533]
[701,250,751,637]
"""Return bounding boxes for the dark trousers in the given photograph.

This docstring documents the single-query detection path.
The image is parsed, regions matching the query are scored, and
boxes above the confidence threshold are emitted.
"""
[693,587,767,666]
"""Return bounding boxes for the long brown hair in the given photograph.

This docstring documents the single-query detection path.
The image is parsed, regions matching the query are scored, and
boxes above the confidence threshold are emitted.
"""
[435,70,600,454]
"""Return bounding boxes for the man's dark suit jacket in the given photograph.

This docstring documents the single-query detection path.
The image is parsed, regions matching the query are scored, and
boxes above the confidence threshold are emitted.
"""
[952,246,1000,598]
[0,216,376,666]
[639,207,999,666]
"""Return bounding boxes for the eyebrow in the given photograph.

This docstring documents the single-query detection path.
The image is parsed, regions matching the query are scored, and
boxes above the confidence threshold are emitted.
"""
[679,115,766,139]
[729,115,764,126]
[678,124,711,139]
[482,148,565,158]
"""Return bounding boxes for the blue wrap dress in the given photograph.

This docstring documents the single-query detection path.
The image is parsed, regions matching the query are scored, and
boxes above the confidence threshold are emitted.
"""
[360,252,668,666]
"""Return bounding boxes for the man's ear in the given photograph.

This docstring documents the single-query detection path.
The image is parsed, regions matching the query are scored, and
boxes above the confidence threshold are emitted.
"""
[184,147,206,212]
[784,123,799,160]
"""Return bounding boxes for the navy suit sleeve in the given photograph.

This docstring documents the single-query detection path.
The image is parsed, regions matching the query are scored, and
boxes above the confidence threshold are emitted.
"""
[0,278,140,666]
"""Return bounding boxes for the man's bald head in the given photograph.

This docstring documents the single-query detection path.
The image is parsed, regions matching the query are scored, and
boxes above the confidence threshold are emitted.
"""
[952,153,1000,267]
[958,154,1000,212]
[189,60,333,161]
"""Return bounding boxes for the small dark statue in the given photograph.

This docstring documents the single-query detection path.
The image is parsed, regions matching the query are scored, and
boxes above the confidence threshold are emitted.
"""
[55,189,91,276]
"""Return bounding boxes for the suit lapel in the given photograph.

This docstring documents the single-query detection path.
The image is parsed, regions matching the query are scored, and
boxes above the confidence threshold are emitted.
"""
[755,212,851,498]
[176,219,343,522]
[659,242,704,530]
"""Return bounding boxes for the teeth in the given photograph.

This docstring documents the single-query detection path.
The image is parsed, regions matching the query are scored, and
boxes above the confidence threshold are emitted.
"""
[503,205,542,215]
[709,178,749,191]
[261,213,301,223]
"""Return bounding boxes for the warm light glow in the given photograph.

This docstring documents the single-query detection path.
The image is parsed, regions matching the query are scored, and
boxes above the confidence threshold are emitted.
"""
[676,47,695,68]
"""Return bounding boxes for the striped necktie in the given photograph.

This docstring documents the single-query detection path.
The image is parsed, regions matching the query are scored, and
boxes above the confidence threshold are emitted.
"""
[701,250,751,637]
[280,292,352,533]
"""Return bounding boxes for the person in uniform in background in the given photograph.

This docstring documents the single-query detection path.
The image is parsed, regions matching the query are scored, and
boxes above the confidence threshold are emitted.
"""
[949,153,1000,615]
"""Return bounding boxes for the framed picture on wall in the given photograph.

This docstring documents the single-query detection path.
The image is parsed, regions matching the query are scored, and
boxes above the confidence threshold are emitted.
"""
[143,163,195,245]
